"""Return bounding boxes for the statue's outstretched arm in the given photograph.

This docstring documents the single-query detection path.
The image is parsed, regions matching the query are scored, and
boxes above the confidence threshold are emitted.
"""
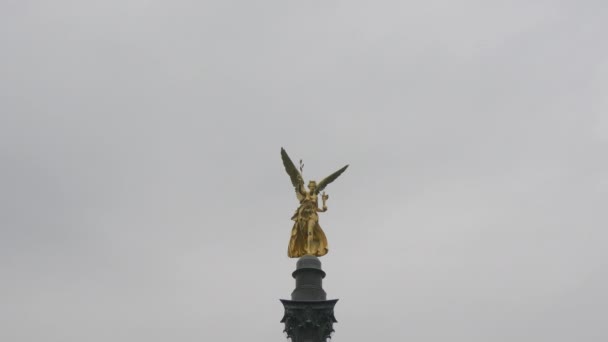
[316,192,328,212]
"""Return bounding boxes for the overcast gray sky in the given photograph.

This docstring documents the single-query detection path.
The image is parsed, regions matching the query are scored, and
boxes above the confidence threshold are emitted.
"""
[1,1,607,341]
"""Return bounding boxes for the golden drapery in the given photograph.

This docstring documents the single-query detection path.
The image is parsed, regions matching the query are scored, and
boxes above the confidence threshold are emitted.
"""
[287,198,328,258]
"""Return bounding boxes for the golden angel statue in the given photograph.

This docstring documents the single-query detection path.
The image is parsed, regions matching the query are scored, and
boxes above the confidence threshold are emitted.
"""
[281,148,348,258]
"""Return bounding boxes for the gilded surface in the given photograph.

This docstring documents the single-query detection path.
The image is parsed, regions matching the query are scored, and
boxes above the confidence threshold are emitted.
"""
[281,148,348,258]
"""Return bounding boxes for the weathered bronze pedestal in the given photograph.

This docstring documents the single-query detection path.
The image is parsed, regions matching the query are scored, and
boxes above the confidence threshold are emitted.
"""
[281,255,338,342]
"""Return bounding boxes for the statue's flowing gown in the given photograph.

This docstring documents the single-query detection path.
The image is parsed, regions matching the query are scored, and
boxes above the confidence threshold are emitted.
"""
[288,197,328,258]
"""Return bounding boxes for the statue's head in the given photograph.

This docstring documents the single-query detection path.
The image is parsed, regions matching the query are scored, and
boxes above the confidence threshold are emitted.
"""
[308,180,317,191]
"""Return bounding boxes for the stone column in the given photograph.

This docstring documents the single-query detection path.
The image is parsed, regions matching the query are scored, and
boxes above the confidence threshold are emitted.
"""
[281,255,338,342]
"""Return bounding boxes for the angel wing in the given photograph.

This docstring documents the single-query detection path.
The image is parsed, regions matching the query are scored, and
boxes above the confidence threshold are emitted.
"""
[315,164,349,194]
[281,148,305,201]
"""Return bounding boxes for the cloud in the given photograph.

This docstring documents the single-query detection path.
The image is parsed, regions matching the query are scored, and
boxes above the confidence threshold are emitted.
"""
[1,1,606,341]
